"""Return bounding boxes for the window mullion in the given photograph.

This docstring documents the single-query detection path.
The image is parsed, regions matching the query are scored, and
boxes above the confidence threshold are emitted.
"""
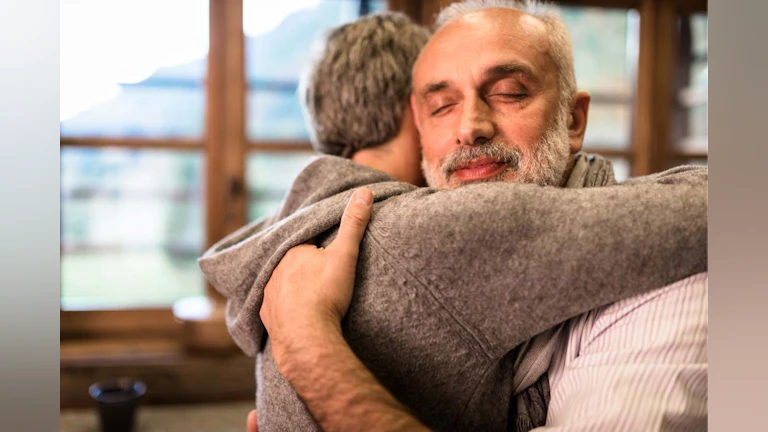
[205,0,247,300]
[631,0,677,176]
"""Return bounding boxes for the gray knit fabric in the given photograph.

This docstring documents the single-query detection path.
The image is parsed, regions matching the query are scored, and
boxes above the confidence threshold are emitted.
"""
[512,152,617,431]
[199,155,708,431]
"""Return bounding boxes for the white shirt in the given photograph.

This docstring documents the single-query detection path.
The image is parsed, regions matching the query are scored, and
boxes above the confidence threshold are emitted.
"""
[534,272,708,431]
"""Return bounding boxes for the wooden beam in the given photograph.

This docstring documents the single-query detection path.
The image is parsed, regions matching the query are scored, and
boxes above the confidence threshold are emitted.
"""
[416,1,707,28]
[206,0,247,301]
[553,0,706,12]
[420,0,455,28]
[631,0,677,175]
[206,0,226,262]
[60,136,203,150]
[389,0,422,22]
[247,140,314,152]
[673,0,708,14]
[61,309,179,339]
[223,0,247,240]
[554,0,640,9]
[419,0,643,26]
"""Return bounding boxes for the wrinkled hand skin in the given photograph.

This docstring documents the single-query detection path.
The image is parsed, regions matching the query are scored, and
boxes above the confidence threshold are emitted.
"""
[259,187,374,374]
[256,187,432,432]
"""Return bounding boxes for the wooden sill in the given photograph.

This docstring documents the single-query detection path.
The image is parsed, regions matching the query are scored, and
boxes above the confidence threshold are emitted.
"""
[61,308,180,339]
[61,336,255,409]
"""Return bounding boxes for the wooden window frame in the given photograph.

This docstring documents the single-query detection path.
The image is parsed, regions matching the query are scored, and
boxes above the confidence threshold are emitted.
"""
[61,0,708,338]
[60,0,707,408]
[60,0,245,339]
[60,0,384,341]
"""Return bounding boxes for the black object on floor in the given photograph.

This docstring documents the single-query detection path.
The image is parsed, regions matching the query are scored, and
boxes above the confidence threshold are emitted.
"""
[89,378,146,432]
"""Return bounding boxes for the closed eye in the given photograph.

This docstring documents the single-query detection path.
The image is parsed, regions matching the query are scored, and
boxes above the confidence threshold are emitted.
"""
[490,93,528,101]
[431,103,456,116]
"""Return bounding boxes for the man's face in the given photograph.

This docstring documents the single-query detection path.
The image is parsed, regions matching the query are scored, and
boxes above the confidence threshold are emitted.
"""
[412,9,579,189]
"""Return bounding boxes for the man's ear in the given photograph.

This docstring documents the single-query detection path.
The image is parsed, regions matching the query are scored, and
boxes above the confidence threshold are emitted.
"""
[410,93,421,131]
[567,91,590,154]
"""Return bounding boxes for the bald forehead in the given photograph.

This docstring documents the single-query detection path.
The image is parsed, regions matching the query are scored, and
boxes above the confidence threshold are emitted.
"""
[444,7,549,39]
[414,8,552,85]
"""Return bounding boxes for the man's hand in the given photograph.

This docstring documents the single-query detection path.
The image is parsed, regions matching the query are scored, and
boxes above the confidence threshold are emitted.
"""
[247,410,257,432]
[260,187,374,371]
[258,188,430,432]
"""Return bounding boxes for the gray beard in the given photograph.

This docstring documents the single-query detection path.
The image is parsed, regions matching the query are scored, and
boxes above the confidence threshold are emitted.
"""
[422,112,572,189]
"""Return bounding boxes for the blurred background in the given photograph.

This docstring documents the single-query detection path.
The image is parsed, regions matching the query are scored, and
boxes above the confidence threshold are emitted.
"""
[60,0,707,429]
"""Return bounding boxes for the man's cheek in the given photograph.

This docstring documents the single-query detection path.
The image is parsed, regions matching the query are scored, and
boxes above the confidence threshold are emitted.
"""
[499,115,549,145]
[420,150,441,175]
[421,130,453,159]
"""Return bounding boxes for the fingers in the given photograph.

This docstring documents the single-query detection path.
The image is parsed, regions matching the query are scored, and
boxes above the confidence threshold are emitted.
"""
[327,188,373,261]
[261,244,317,333]
[247,410,258,432]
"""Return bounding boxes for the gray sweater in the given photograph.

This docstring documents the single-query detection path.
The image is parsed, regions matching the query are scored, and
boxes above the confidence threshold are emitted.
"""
[199,156,708,431]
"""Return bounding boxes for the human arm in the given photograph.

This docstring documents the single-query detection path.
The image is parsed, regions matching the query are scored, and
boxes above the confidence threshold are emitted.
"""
[369,166,708,359]
[222,161,706,431]
[260,188,430,432]
[532,273,708,431]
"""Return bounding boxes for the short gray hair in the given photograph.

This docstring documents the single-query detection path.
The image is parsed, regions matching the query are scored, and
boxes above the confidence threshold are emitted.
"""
[435,0,576,111]
[300,12,430,157]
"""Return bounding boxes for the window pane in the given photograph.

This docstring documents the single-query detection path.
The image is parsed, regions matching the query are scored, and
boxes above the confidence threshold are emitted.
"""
[247,152,315,221]
[583,104,632,150]
[61,148,205,309]
[244,0,388,141]
[607,157,631,183]
[60,0,209,139]
[559,7,639,150]
[248,91,310,141]
[676,14,708,154]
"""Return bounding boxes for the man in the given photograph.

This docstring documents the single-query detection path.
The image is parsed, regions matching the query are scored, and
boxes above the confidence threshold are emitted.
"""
[200,2,707,431]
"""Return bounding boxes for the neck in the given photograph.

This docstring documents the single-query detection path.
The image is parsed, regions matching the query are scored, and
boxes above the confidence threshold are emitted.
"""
[351,134,424,186]
[559,154,579,187]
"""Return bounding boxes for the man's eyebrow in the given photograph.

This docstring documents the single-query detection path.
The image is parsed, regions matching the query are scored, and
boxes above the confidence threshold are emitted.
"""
[418,81,449,101]
[485,63,536,81]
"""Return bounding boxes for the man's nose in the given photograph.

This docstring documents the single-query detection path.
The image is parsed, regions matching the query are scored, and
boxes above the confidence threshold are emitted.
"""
[457,96,494,146]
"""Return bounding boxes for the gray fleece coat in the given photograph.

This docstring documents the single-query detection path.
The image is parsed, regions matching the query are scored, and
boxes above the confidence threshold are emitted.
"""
[199,155,708,431]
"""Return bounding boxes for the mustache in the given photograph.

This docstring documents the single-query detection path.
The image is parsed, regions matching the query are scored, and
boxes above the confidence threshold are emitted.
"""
[441,140,522,178]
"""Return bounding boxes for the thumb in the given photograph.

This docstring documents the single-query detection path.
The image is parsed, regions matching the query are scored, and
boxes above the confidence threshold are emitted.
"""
[247,410,258,432]
[327,188,373,260]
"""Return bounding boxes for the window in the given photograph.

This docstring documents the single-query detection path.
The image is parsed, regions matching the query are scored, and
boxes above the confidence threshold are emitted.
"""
[558,6,640,182]
[60,0,706,320]
[244,0,388,222]
[60,0,209,310]
[245,0,388,141]
[60,0,209,139]
[60,0,707,409]
[246,152,315,221]
[61,0,392,313]
[672,13,708,167]
[60,148,205,309]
